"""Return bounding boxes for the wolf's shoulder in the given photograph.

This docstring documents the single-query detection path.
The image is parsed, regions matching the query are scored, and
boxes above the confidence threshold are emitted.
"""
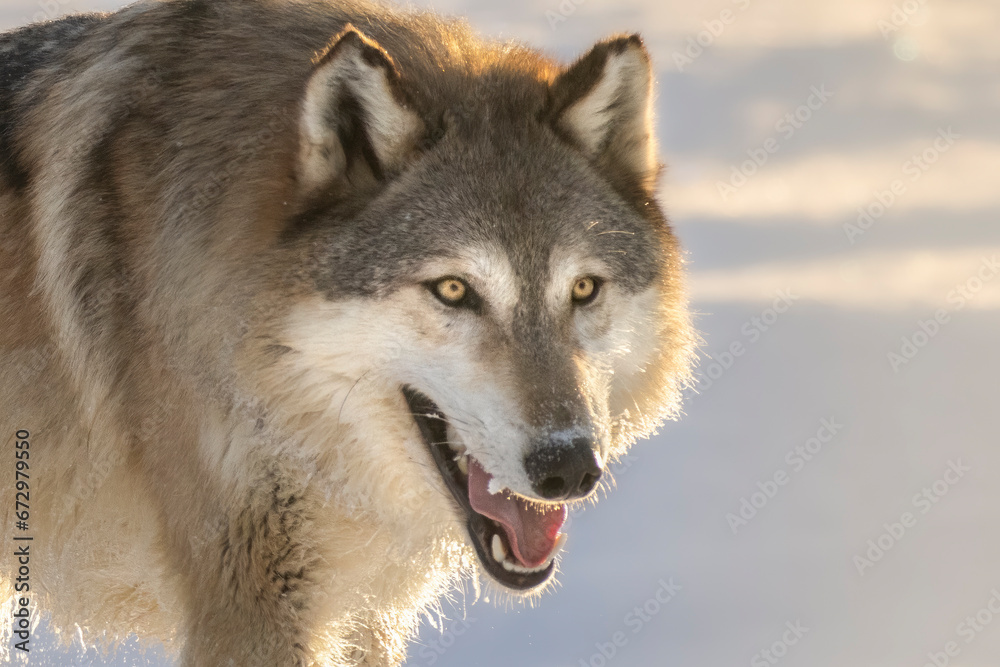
[1,15,105,189]
[0,15,104,94]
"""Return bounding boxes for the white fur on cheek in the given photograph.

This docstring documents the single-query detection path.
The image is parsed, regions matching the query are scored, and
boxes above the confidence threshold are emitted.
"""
[275,293,537,509]
[603,285,663,454]
[606,285,661,378]
[274,297,462,535]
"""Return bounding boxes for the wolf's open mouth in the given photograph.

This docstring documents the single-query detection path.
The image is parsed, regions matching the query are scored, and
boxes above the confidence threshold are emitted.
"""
[402,386,567,590]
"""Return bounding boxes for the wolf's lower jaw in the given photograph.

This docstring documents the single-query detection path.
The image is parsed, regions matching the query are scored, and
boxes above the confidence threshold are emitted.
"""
[402,387,565,591]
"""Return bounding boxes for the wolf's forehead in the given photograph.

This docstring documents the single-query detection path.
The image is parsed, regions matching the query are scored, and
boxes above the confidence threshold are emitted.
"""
[429,154,663,293]
[446,213,659,295]
[311,137,665,300]
[311,210,659,302]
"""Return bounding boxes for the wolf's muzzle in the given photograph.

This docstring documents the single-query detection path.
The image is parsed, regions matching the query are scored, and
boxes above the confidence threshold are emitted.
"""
[524,435,603,501]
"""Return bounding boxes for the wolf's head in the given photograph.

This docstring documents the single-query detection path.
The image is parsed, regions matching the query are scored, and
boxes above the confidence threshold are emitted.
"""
[258,25,693,593]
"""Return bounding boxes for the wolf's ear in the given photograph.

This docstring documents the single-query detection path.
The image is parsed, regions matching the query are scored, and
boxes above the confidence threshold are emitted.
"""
[298,26,424,196]
[546,35,658,192]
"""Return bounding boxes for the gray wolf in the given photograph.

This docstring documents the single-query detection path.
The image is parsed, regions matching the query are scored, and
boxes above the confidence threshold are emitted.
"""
[0,0,694,664]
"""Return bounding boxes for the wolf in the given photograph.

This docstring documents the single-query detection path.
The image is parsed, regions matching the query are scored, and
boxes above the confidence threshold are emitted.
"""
[0,0,694,664]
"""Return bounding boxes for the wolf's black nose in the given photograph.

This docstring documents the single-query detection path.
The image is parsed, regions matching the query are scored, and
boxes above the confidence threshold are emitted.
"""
[524,436,603,501]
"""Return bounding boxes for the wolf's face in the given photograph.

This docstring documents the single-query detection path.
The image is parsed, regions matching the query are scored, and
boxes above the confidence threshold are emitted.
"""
[266,28,692,592]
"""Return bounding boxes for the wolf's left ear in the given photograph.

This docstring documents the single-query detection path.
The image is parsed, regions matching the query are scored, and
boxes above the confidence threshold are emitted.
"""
[546,35,658,192]
[298,26,424,196]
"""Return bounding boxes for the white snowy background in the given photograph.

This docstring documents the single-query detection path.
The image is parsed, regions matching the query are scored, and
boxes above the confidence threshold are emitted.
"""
[3,0,999,665]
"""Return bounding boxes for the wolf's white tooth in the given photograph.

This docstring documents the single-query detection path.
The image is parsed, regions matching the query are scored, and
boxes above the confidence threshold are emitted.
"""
[500,556,548,575]
[456,454,468,475]
[548,533,568,562]
[504,558,528,574]
[491,534,507,563]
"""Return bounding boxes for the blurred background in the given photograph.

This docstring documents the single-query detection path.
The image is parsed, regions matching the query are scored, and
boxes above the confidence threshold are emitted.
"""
[4,0,999,665]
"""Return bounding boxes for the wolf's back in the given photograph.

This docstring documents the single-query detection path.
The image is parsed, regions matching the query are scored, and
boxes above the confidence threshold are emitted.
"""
[1,15,105,191]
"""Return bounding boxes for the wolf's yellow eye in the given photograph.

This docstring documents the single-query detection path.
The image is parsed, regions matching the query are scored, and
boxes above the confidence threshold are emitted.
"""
[572,277,600,305]
[435,278,467,304]
[426,276,483,312]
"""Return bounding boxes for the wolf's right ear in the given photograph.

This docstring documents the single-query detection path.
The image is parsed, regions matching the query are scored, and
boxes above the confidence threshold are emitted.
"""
[297,26,424,196]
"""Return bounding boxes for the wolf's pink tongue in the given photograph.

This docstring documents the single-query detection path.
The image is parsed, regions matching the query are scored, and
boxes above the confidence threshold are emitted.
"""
[467,458,566,568]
